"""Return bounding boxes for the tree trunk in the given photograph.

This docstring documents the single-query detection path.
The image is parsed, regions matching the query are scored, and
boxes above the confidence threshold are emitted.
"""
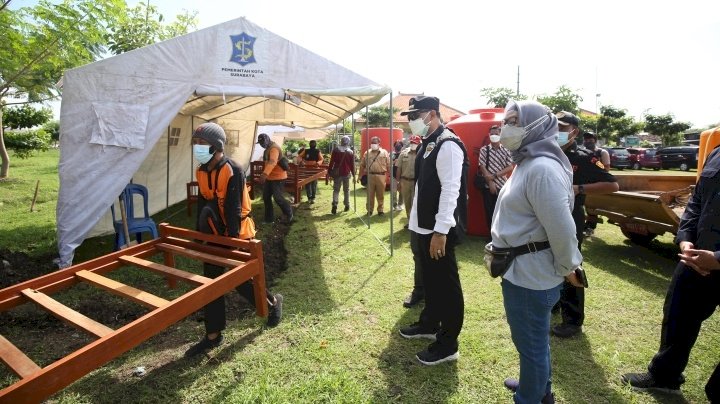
[0,108,10,179]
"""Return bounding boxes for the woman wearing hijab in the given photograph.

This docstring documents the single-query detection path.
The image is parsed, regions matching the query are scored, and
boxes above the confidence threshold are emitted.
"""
[491,100,584,403]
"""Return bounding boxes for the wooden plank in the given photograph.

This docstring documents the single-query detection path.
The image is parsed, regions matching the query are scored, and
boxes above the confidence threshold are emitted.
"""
[20,289,113,338]
[118,256,211,286]
[0,334,41,378]
[75,270,169,310]
[155,242,245,268]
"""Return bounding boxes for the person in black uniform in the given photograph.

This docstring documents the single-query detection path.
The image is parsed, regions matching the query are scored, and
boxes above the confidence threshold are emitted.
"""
[551,111,619,338]
[397,95,469,366]
[622,145,720,401]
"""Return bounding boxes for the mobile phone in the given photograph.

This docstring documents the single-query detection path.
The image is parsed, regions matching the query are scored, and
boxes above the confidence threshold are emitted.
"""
[575,267,589,288]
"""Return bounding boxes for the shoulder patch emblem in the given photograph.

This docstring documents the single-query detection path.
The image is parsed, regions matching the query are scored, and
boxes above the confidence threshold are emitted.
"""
[423,142,436,158]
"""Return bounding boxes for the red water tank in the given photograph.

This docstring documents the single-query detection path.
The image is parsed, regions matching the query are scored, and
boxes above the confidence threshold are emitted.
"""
[447,108,505,236]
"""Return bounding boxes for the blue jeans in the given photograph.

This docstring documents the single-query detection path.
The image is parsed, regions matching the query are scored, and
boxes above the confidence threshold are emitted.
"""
[502,279,561,404]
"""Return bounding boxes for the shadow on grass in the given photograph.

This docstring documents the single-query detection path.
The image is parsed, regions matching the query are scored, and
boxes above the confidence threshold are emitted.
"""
[581,235,677,297]
[374,306,459,402]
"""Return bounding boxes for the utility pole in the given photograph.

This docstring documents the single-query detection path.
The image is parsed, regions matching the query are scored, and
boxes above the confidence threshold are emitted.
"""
[516,66,520,97]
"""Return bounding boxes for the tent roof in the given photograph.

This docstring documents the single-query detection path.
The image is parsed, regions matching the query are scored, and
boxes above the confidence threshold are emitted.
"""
[56,17,390,267]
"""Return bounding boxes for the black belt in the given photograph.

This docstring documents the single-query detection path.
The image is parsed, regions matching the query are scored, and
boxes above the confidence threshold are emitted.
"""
[370,172,386,175]
[493,241,550,257]
[401,176,415,180]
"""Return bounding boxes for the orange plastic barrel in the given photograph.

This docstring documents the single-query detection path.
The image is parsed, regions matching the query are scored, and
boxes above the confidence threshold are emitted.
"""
[446,108,505,236]
[697,126,720,179]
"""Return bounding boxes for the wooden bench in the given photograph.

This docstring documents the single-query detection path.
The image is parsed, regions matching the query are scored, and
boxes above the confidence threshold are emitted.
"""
[249,161,328,204]
[0,224,267,402]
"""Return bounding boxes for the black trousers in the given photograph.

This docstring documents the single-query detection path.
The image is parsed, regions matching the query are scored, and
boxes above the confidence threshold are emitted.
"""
[197,206,273,334]
[558,227,585,326]
[263,179,292,222]
[480,186,498,230]
[412,231,464,351]
[648,262,720,401]
[409,231,424,298]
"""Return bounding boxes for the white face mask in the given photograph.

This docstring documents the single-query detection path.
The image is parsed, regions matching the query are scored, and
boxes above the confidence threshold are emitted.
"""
[408,112,430,137]
[499,114,550,151]
[370,144,379,151]
[489,135,501,143]
[556,131,571,147]
[410,144,418,151]
[193,144,213,164]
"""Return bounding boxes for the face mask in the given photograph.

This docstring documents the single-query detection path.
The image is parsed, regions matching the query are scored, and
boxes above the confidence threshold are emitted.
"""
[410,144,418,151]
[408,112,430,137]
[371,144,379,151]
[583,142,596,150]
[489,135,501,143]
[193,144,213,164]
[499,114,550,151]
[557,131,570,147]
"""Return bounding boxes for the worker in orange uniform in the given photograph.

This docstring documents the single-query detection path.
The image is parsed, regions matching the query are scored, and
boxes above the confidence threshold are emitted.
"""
[185,123,283,358]
[257,133,294,223]
[298,139,324,203]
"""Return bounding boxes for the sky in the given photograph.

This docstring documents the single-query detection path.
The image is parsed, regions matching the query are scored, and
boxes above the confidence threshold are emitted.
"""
[14,0,720,128]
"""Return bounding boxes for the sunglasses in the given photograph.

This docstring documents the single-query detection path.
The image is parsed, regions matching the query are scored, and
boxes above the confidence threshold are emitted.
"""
[407,110,429,121]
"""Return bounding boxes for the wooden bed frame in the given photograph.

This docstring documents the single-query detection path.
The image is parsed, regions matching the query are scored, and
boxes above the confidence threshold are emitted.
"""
[0,224,267,403]
[249,161,328,204]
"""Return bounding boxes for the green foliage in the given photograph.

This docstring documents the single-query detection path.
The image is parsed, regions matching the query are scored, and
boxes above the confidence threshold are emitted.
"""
[105,1,198,55]
[3,128,50,158]
[42,119,60,142]
[595,105,644,145]
[644,113,691,146]
[536,85,583,114]
[2,104,52,129]
[360,105,398,127]
[480,87,526,108]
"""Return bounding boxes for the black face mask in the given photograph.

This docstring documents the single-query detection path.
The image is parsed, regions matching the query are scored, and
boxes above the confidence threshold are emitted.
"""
[584,142,596,150]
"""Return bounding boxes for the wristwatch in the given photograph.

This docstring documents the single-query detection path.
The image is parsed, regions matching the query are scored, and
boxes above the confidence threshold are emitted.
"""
[578,184,585,195]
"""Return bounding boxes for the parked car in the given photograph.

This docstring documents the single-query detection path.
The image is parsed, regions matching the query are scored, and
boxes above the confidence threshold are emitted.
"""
[657,145,699,171]
[604,147,632,170]
[627,147,661,170]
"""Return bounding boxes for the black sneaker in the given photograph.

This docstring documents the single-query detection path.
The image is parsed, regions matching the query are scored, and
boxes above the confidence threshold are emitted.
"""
[621,372,682,394]
[551,323,581,338]
[503,378,555,403]
[184,334,223,357]
[267,294,283,327]
[344,205,350,212]
[399,322,437,340]
[331,205,337,215]
[403,292,424,308]
[377,211,384,216]
[416,342,458,365]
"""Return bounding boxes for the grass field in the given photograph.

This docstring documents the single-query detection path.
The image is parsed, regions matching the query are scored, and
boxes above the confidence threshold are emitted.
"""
[0,150,717,403]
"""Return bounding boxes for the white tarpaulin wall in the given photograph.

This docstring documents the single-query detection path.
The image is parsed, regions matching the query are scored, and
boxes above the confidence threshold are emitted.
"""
[57,16,390,267]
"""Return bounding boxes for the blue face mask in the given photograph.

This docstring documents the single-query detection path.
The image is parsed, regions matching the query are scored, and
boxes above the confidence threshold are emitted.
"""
[193,144,213,164]
[557,131,571,147]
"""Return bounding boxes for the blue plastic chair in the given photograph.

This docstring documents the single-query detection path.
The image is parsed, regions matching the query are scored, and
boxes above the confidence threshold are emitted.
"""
[111,183,159,250]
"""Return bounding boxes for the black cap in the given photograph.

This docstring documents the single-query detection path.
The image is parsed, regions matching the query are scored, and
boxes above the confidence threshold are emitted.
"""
[490,125,499,130]
[556,111,580,127]
[583,131,597,139]
[400,96,440,116]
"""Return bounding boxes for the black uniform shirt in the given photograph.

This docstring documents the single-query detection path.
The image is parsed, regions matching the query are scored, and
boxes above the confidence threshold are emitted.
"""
[675,146,720,262]
[564,143,617,239]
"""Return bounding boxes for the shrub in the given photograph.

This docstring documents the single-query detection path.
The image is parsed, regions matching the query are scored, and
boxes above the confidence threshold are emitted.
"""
[4,129,51,159]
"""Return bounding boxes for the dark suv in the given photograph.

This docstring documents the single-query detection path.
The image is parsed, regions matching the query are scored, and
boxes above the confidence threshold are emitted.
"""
[604,147,632,170]
[627,147,661,170]
[657,146,699,171]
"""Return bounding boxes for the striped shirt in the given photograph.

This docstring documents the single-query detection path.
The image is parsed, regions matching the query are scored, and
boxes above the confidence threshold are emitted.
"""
[478,144,513,188]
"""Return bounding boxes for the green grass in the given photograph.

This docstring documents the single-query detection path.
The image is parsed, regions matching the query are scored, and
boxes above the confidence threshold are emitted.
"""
[1,151,718,403]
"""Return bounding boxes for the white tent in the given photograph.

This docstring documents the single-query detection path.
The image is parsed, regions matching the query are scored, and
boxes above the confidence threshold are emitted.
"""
[57,17,390,267]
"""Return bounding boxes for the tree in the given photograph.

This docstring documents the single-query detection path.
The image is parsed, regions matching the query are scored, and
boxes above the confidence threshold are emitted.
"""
[105,1,198,55]
[536,85,583,114]
[480,87,527,108]
[2,104,52,129]
[644,113,691,147]
[0,0,126,178]
[595,105,644,145]
[360,105,399,127]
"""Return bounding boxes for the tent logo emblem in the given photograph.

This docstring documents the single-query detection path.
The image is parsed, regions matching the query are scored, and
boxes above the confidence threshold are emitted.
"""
[230,33,256,66]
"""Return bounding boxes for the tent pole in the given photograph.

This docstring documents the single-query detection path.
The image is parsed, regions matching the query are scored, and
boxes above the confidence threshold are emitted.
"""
[389,92,394,256]
[166,126,170,218]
